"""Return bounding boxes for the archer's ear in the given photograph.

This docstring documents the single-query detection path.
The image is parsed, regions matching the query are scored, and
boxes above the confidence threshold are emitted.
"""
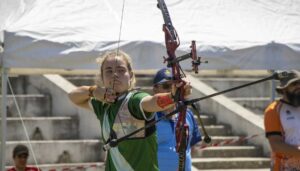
[153,87,158,94]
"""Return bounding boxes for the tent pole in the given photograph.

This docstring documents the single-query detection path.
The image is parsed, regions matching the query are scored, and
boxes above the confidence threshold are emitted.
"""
[1,67,8,171]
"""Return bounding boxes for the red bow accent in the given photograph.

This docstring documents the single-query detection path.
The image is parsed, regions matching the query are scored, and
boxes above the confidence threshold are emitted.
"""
[157,1,203,170]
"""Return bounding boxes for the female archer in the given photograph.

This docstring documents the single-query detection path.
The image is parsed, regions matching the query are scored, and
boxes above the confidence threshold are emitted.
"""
[68,50,192,171]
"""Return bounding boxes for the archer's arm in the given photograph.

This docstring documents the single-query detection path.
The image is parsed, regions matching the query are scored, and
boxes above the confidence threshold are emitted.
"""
[141,92,175,113]
[267,136,300,157]
[68,86,108,110]
[142,83,192,113]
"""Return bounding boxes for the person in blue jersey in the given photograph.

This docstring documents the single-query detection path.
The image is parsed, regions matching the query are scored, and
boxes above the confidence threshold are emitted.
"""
[153,68,202,171]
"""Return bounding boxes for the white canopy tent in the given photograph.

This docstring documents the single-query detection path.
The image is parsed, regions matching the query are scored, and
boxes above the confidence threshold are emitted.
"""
[1,0,300,169]
[1,0,300,72]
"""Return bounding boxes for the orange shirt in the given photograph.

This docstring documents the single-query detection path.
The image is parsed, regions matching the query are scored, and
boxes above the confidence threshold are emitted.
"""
[264,100,300,171]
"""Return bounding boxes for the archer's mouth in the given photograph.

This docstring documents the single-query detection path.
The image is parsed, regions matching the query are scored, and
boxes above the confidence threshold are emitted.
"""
[109,79,121,85]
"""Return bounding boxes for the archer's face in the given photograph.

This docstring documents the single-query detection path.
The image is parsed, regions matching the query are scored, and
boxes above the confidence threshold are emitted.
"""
[14,154,28,169]
[153,81,172,94]
[101,56,132,94]
[284,80,300,106]
[286,80,300,93]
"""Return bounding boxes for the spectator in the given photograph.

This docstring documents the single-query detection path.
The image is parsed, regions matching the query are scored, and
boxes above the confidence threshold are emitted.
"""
[153,68,202,171]
[264,70,300,170]
[7,144,40,171]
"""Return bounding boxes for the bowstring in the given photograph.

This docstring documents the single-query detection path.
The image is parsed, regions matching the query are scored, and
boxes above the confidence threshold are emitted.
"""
[7,78,40,169]
[116,0,126,56]
[112,0,126,91]
[113,0,127,136]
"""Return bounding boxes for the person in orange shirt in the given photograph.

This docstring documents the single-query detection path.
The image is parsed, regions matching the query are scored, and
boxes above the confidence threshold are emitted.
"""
[7,144,41,171]
[264,70,300,171]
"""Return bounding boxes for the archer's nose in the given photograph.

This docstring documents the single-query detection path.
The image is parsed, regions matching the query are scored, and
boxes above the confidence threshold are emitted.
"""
[112,71,118,78]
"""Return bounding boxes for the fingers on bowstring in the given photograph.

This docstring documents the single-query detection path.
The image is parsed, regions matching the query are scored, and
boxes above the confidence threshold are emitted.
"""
[184,82,192,97]
[171,81,192,98]
[104,88,117,103]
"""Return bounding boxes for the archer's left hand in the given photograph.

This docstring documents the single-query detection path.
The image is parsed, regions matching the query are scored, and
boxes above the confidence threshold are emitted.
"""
[172,80,192,99]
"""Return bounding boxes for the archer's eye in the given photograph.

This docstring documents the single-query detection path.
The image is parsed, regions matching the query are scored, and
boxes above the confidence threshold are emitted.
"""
[104,69,113,75]
[117,68,126,74]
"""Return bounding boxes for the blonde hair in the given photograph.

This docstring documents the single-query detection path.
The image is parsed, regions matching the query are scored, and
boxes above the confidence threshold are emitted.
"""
[95,50,136,90]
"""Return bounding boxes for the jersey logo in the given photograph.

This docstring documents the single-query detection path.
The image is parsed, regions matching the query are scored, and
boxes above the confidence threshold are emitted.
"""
[285,110,295,120]
[286,116,295,120]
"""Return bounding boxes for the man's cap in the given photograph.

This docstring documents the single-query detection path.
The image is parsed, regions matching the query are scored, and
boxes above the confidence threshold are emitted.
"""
[13,144,29,157]
[153,68,173,84]
[276,70,300,92]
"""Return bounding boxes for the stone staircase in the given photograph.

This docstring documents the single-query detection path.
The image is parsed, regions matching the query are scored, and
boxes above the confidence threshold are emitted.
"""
[65,71,271,170]
[189,71,274,170]
[2,71,272,170]
[2,76,105,171]
[192,113,270,170]
[192,72,280,115]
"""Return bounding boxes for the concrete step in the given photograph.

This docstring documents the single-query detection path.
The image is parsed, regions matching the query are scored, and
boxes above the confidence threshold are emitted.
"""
[188,70,270,78]
[193,146,261,157]
[7,76,31,94]
[1,94,51,117]
[192,157,270,169]
[198,77,278,98]
[195,136,247,148]
[63,75,96,87]
[63,75,155,95]
[5,140,105,166]
[1,116,79,141]
[64,75,154,87]
[194,115,216,125]
[6,162,105,171]
[200,125,232,136]
[230,97,272,114]
[135,77,154,86]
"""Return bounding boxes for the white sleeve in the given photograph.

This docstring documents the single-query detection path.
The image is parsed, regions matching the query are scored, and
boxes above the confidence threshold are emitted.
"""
[139,97,155,121]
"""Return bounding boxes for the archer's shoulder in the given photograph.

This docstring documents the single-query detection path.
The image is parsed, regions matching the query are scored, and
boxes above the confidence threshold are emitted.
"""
[264,100,281,114]
[130,90,150,99]
[131,89,150,95]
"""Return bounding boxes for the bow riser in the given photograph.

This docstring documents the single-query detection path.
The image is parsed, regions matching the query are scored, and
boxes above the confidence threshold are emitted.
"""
[158,0,190,170]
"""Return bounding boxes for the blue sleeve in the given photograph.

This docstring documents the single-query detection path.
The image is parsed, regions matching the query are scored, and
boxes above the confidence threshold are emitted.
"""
[187,109,202,146]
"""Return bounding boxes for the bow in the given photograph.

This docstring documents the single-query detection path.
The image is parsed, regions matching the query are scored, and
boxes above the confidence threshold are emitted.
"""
[102,1,291,170]
[156,0,203,170]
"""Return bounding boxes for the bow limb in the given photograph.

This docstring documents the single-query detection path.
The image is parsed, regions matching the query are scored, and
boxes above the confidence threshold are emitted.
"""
[157,0,190,170]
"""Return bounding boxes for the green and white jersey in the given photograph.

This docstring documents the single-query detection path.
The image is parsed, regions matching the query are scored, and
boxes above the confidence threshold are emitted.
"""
[90,91,158,171]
